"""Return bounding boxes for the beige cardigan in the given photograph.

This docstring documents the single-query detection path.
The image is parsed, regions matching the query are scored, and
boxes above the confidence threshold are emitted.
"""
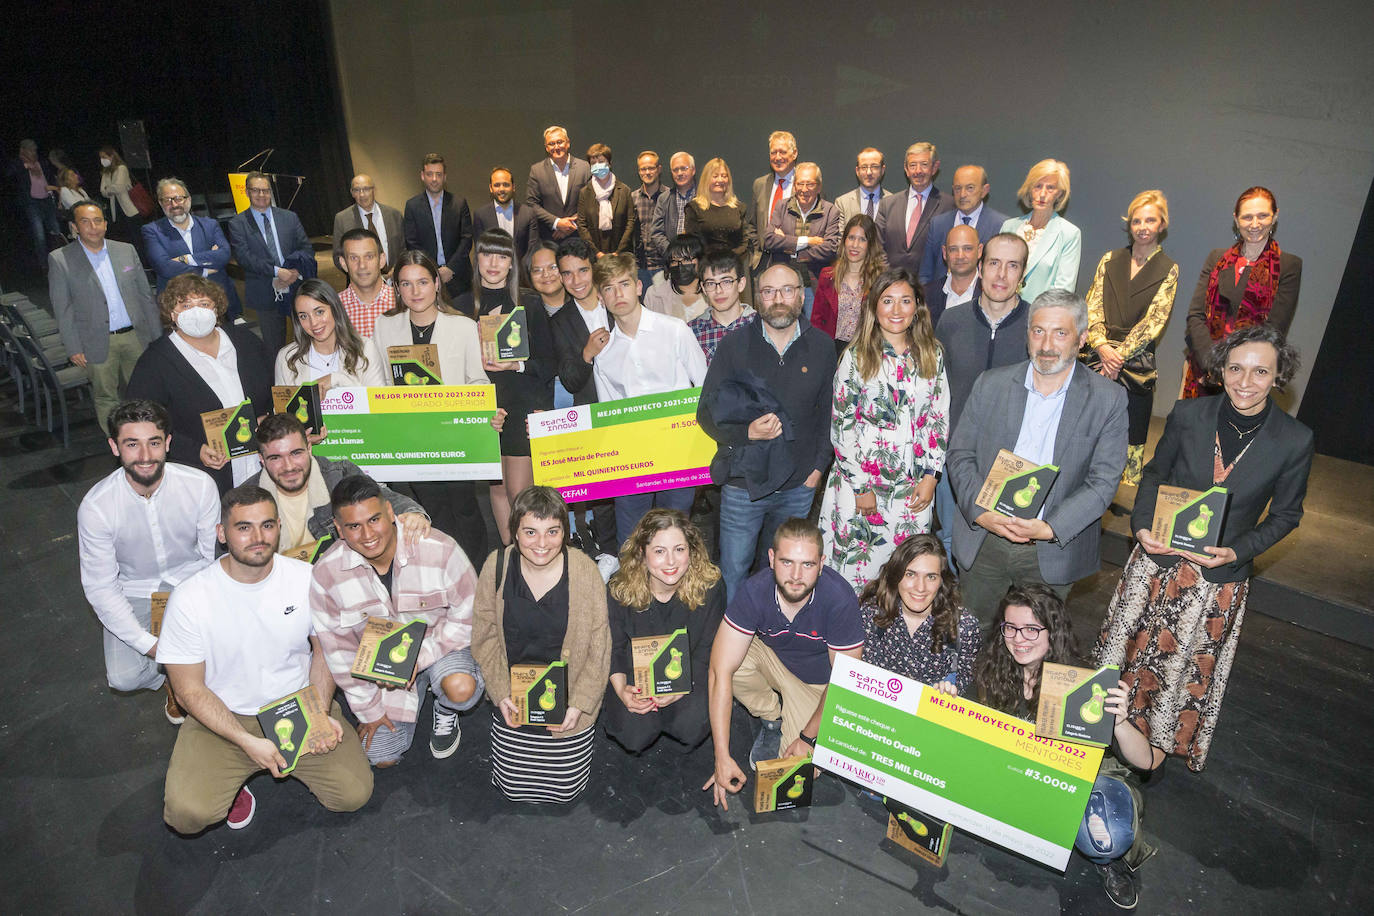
[470,546,611,734]
[367,309,489,386]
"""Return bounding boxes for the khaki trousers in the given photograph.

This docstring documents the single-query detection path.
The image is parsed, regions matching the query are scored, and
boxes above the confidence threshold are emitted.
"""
[731,639,824,750]
[163,700,373,834]
[89,330,145,435]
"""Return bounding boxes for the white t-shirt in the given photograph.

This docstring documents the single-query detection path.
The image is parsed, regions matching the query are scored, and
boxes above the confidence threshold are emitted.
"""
[157,556,316,714]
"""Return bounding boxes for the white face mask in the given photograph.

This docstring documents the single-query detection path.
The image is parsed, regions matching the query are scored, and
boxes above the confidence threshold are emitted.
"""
[100,157,112,167]
[175,306,217,338]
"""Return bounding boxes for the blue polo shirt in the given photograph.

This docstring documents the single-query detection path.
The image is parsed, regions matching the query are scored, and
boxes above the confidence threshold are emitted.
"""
[723,565,864,684]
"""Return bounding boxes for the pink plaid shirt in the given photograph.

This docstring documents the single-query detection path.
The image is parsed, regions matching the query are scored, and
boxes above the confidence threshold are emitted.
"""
[338,283,395,338]
[309,522,476,724]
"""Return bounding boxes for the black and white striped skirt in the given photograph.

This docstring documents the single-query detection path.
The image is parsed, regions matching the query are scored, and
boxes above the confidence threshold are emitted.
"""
[489,710,595,804]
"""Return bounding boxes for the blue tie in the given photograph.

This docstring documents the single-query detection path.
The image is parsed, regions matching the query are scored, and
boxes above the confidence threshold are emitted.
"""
[261,212,283,265]
[961,214,972,225]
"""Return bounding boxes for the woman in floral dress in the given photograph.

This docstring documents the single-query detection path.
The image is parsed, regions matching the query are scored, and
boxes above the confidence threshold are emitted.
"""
[821,267,949,592]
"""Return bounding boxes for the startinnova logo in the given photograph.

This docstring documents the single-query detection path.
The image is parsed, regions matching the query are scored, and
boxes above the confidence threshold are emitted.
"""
[846,669,903,702]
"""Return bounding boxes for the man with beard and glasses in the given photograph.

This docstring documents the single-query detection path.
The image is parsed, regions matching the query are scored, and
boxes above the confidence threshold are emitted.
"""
[945,289,1128,622]
[246,413,428,555]
[311,475,484,767]
[143,178,242,320]
[702,518,862,808]
[78,399,219,723]
[698,262,837,601]
[159,484,373,833]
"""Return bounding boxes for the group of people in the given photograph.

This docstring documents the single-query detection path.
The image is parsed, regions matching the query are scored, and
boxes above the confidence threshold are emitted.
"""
[65,125,1314,910]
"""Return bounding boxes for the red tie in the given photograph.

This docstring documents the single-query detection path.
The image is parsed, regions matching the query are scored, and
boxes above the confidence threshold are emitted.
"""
[905,193,923,248]
[770,178,786,220]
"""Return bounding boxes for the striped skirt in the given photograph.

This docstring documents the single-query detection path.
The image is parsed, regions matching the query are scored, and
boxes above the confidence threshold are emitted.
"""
[489,711,595,804]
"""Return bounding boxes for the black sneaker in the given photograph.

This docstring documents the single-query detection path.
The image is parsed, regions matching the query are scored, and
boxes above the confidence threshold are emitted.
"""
[748,718,782,770]
[430,706,461,759]
[1096,861,1139,910]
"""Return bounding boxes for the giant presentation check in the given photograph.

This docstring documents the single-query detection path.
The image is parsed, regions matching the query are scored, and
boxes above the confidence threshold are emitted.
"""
[312,386,501,481]
[815,655,1102,871]
[528,388,716,501]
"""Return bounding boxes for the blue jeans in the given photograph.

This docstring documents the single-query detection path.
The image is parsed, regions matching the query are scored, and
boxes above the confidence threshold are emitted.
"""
[719,483,816,601]
[1075,774,1137,864]
[614,486,695,550]
[24,195,62,269]
[361,649,484,765]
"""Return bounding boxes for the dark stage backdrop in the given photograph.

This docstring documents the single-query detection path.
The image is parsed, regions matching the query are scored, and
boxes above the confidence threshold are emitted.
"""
[329,0,1374,415]
[0,0,351,238]
[1298,178,1374,465]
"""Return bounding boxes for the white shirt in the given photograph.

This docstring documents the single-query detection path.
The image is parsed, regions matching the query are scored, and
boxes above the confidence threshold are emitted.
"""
[157,556,316,714]
[593,306,708,401]
[77,464,219,655]
[168,218,212,277]
[170,329,263,484]
[357,204,389,258]
[942,272,978,309]
[551,157,571,204]
[907,184,932,214]
[574,299,609,334]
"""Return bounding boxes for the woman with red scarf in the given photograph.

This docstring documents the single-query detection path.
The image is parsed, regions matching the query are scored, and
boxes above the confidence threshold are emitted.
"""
[1181,187,1301,398]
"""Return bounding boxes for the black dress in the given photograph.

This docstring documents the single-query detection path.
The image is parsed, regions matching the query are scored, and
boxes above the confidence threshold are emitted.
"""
[454,286,556,457]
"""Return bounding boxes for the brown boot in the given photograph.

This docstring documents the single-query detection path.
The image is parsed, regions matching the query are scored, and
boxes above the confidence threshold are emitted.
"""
[164,682,186,725]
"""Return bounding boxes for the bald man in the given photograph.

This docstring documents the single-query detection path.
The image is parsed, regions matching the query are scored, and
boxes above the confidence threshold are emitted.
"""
[923,223,982,326]
[332,174,405,274]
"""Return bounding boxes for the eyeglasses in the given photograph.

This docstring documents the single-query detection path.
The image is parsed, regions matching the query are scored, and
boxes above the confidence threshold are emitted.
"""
[1000,623,1047,640]
[247,186,272,195]
[701,278,738,292]
[857,165,884,173]
[351,186,375,193]
[529,265,560,276]
[758,285,800,301]
[160,195,188,204]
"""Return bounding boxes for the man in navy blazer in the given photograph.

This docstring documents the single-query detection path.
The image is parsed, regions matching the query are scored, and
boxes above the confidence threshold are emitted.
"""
[142,178,242,319]
[225,171,315,356]
[945,289,1127,623]
[876,141,953,274]
[403,153,473,299]
[525,126,590,242]
[471,167,537,266]
[919,165,1010,288]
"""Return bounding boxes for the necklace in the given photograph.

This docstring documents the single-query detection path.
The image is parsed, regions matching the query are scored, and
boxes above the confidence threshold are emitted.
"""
[1227,416,1263,438]
[410,321,436,345]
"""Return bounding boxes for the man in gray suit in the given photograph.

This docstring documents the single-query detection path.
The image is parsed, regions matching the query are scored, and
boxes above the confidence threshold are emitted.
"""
[834,148,892,226]
[331,174,404,275]
[919,165,1010,288]
[747,131,798,270]
[876,141,953,274]
[945,288,1128,622]
[49,201,160,434]
[649,151,697,265]
[526,126,591,242]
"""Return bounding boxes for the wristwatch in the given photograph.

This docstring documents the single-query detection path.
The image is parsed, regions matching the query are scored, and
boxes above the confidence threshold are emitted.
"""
[799,732,817,748]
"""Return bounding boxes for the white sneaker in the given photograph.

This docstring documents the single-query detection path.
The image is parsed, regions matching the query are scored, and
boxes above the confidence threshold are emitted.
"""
[595,553,620,582]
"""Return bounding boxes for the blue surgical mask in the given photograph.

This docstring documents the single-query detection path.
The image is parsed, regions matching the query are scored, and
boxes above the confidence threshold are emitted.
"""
[590,163,611,180]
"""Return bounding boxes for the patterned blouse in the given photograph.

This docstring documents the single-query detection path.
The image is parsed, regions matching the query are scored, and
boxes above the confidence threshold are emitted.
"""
[860,606,982,694]
[835,280,864,342]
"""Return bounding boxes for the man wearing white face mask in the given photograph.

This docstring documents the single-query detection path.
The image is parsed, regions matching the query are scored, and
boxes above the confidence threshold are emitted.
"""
[49,201,160,433]
[575,142,636,259]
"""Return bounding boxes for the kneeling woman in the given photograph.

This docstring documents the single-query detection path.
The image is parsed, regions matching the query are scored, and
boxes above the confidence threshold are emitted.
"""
[604,509,725,753]
[975,585,1165,910]
[859,535,980,694]
[471,486,610,803]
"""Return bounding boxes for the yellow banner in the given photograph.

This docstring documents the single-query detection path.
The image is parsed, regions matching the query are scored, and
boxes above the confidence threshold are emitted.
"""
[363,386,497,414]
[919,690,1102,781]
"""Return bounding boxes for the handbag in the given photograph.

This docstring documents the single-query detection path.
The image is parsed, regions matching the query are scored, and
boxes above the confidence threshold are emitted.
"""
[128,181,156,218]
[1081,344,1157,396]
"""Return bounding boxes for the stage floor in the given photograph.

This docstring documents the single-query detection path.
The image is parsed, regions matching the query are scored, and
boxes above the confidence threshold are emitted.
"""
[1,358,1371,914]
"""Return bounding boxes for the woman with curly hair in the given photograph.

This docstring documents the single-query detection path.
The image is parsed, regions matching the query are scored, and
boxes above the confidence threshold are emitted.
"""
[1095,324,1313,773]
[603,509,725,753]
[811,213,885,353]
[975,584,1165,909]
[859,535,979,694]
[820,267,950,592]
